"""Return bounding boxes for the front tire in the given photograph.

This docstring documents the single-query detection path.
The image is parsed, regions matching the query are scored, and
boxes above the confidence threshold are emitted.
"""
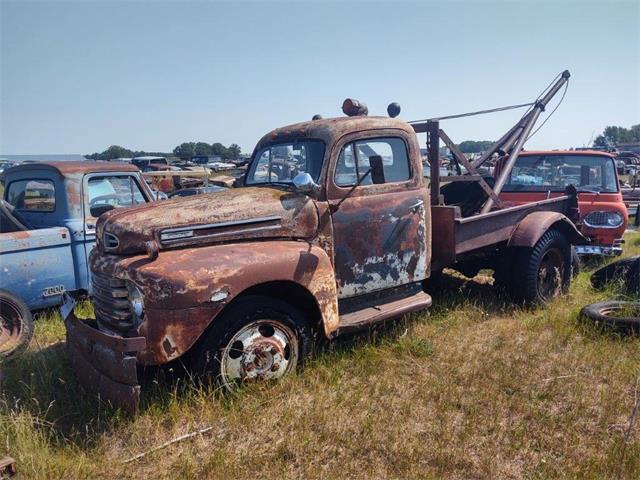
[0,290,34,361]
[194,296,314,392]
[513,229,572,304]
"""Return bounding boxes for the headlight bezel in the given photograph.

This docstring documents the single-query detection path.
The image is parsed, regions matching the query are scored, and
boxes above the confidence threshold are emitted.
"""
[583,211,624,229]
[126,281,145,324]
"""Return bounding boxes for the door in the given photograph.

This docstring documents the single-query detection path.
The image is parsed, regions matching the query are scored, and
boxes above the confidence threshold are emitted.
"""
[328,134,428,298]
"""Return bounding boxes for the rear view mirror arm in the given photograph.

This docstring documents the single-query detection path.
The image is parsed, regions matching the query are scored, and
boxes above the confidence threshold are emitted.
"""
[332,168,371,212]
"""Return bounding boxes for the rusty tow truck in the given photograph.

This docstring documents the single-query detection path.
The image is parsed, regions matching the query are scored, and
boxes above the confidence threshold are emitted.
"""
[63,70,586,411]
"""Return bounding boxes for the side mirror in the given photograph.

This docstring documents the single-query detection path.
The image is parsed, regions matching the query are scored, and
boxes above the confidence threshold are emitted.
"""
[90,204,116,218]
[292,172,319,195]
[369,156,386,184]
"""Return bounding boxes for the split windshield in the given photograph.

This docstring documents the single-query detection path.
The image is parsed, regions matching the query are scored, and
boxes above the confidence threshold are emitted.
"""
[245,140,325,185]
[503,154,618,193]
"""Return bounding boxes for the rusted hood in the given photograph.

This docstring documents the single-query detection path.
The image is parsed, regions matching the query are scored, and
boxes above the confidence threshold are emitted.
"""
[97,187,319,254]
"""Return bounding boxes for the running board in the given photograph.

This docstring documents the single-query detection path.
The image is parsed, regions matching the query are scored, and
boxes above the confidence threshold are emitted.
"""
[337,290,432,334]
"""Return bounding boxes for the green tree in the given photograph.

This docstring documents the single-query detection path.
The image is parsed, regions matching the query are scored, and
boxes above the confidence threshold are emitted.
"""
[210,142,228,158]
[85,145,134,160]
[173,142,196,158]
[227,143,241,159]
[194,142,212,156]
[593,124,640,147]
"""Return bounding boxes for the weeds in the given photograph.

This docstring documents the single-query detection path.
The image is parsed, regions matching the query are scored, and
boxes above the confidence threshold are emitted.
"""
[1,234,639,478]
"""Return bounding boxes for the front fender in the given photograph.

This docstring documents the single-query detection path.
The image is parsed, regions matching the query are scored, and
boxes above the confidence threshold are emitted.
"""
[508,212,588,248]
[101,241,339,364]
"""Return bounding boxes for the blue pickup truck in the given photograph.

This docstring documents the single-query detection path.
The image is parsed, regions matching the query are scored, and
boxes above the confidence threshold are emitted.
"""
[0,161,153,359]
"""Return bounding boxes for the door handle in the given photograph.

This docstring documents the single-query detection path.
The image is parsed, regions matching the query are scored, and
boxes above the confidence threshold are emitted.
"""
[409,199,424,214]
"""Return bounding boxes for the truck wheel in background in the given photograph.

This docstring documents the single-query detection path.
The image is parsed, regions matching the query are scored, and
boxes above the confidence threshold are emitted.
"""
[512,229,572,304]
[0,290,34,361]
[193,295,314,392]
[579,301,640,334]
[571,246,580,278]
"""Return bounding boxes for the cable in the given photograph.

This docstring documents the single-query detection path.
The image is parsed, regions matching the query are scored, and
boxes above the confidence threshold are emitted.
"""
[410,72,563,125]
[526,79,569,141]
[409,102,534,123]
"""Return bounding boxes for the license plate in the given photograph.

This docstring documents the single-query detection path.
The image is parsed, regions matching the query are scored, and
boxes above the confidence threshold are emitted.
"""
[60,293,76,321]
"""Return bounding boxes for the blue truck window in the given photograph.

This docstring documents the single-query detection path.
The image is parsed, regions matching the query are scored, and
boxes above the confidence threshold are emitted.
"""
[6,179,56,212]
[88,176,145,209]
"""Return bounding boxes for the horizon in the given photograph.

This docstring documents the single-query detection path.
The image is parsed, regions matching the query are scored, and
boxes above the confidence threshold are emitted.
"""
[1,1,638,156]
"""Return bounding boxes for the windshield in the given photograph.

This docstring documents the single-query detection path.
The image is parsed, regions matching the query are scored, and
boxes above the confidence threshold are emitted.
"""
[245,140,325,185]
[503,155,618,193]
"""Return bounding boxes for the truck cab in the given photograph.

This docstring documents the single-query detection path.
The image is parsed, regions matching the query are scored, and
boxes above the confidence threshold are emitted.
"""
[496,151,627,256]
[0,161,154,311]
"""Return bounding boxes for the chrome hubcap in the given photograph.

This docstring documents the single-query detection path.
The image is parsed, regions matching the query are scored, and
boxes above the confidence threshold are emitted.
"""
[220,320,298,389]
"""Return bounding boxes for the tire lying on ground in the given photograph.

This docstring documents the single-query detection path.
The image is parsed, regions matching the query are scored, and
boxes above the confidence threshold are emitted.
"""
[0,289,34,361]
[579,301,640,334]
[590,256,640,294]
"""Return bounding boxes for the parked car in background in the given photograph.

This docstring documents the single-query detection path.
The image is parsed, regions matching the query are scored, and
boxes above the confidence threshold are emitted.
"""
[131,156,170,172]
[497,150,627,257]
[0,161,154,314]
[616,152,640,177]
[207,161,236,172]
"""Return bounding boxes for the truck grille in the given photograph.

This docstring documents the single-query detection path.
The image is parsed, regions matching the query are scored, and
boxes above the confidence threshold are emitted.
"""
[91,272,134,333]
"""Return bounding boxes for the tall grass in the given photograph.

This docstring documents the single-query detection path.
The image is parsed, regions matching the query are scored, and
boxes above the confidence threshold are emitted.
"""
[1,233,638,479]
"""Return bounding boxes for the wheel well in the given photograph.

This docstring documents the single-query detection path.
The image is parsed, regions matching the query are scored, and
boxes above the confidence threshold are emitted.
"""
[231,281,323,330]
[549,219,585,246]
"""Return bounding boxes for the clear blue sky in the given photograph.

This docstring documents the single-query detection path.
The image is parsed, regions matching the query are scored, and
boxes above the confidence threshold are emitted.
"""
[1,0,638,155]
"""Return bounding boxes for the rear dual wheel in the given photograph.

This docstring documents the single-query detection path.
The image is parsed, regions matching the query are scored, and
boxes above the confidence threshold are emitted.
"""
[512,229,572,304]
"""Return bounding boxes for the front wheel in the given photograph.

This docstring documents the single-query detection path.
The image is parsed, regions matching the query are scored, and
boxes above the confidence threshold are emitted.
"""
[512,229,572,305]
[194,296,314,392]
[0,290,34,361]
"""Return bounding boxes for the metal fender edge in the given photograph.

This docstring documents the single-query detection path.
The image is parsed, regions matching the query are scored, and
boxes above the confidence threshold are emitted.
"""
[508,212,589,248]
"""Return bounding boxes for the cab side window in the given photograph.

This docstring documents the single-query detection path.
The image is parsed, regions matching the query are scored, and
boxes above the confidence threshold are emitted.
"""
[6,179,56,212]
[335,137,411,187]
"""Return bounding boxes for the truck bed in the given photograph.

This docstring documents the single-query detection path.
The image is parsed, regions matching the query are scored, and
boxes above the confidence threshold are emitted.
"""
[431,195,577,271]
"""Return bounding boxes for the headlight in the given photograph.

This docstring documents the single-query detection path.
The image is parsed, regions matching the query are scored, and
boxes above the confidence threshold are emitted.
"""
[126,282,145,323]
[583,211,624,228]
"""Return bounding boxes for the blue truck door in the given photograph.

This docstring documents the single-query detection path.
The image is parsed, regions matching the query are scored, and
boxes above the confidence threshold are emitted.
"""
[0,227,76,310]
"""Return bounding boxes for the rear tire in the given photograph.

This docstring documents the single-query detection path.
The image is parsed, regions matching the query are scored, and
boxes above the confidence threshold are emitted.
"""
[193,295,314,392]
[0,290,34,361]
[571,246,580,278]
[512,229,572,305]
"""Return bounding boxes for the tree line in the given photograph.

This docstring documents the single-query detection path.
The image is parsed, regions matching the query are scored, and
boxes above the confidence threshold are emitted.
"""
[593,124,640,148]
[86,142,242,161]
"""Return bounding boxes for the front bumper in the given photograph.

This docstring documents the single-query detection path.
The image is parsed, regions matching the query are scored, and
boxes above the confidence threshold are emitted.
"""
[575,242,623,256]
[65,313,146,413]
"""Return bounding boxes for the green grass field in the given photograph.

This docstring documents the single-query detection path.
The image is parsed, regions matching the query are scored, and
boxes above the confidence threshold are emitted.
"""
[1,233,639,479]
